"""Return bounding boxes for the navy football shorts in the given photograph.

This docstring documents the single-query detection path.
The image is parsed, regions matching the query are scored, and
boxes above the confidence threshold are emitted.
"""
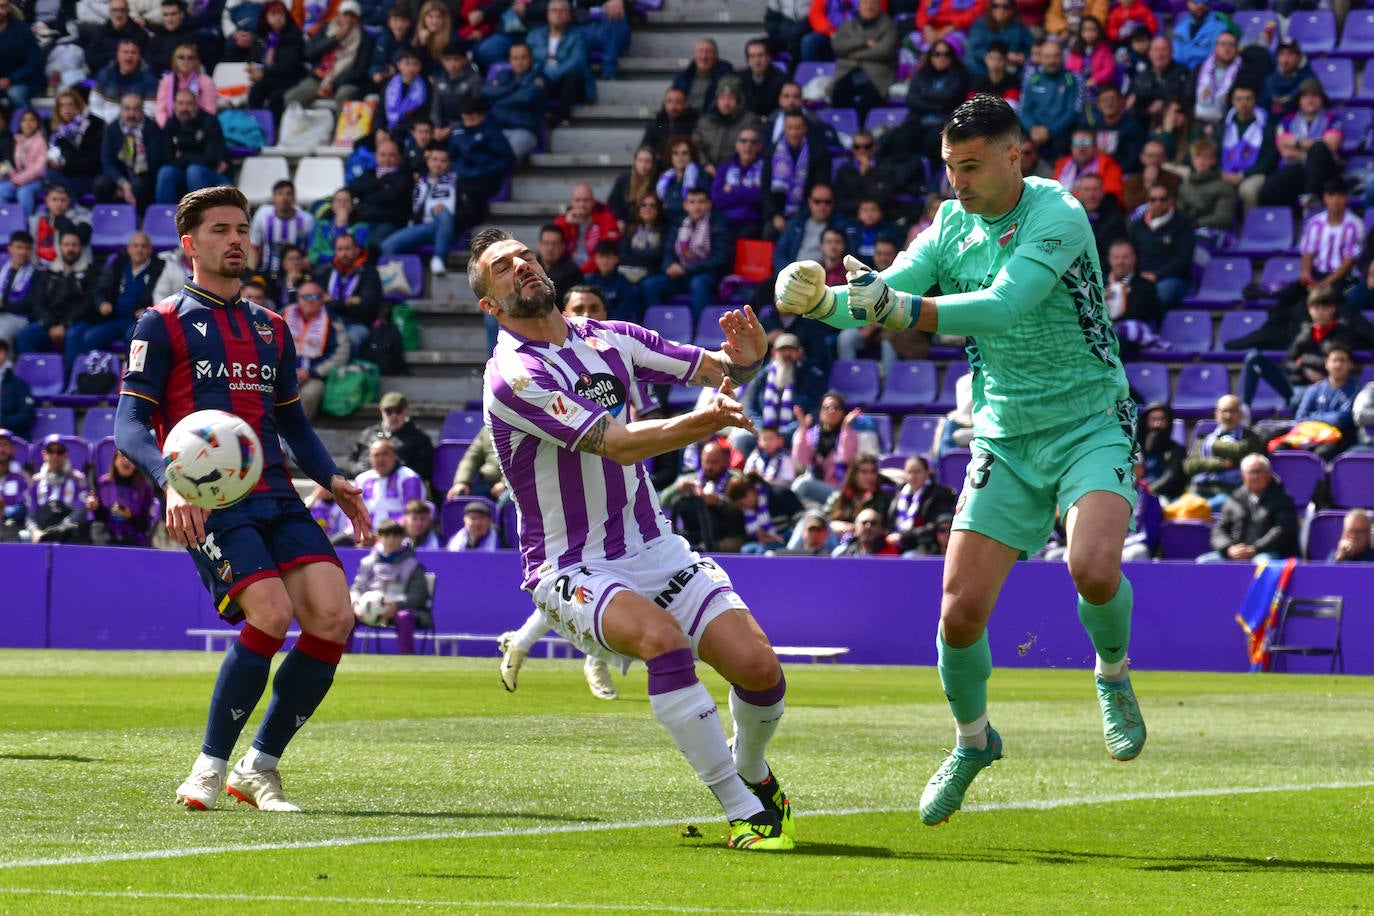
[187,494,342,623]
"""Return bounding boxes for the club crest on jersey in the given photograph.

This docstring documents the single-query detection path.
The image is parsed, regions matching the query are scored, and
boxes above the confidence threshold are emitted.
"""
[999,222,1018,246]
[216,559,233,583]
[253,320,273,344]
[511,375,532,393]
[584,335,608,351]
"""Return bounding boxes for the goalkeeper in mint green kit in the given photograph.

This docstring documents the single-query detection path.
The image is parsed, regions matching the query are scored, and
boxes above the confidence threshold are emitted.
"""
[775,95,1146,826]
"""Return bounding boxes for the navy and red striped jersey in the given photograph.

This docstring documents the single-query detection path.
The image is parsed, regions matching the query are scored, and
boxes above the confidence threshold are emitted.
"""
[120,282,302,498]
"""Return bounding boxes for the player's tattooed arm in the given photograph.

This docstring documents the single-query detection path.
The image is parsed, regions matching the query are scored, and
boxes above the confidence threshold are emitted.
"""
[575,414,612,456]
[688,305,767,388]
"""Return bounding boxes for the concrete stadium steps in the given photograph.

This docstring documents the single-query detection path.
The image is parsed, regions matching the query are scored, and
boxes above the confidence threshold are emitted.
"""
[529,152,627,168]
[583,78,675,107]
[626,23,760,61]
[619,56,689,78]
[547,127,644,156]
[512,170,616,202]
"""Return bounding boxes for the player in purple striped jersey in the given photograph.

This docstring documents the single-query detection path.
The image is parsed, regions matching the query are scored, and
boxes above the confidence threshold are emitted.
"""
[472,228,795,851]
[249,180,316,277]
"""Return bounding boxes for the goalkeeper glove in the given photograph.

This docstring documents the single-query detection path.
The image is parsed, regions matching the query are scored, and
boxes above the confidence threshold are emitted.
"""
[845,254,917,331]
[774,260,837,321]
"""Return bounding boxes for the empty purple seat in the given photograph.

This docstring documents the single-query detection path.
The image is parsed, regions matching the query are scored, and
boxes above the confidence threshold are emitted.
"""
[90,204,138,253]
[1287,10,1337,55]
[1183,256,1251,308]
[928,361,968,412]
[1313,57,1355,102]
[1124,362,1170,405]
[439,496,495,541]
[1173,364,1231,416]
[1270,449,1325,506]
[29,407,75,439]
[866,411,893,454]
[376,254,423,301]
[1333,107,1371,155]
[793,63,836,106]
[1189,417,1218,446]
[1249,374,1291,418]
[432,439,469,494]
[1229,207,1296,257]
[1232,10,1277,51]
[1258,256,1301,294]
[895,413,942,457]
[0,203,25,238]
[1336,10,1374,56]
[80,407,117,441]
[1354,61,1374,103]
[693,306,731,348]
[828,359,882,407]
[92,435,117,477]
[440,410,484,442]
[1329,452,1374,508]
[642,305,693,343]
[864,107,907,132]
[1306,510,1347,560]
[1159,519,1214,559]
[937,447,970,491]
[816,107,858,144]
[876,359,938,411]
[142,204,179,251]
[14,354,65,396]
[1216,309,1269,349]
[665,385,700,410]
[1157,310,1212,354]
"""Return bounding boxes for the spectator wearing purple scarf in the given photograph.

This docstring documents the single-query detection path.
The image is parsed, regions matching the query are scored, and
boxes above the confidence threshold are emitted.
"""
[638,187,733,319]
[710,127,767,239]
[86,450,159,547]
[762,112,831,238]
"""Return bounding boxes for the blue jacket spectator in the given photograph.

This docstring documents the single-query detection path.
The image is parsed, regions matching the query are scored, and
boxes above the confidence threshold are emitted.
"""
[966,8,1033,78]
[586,242,642,321]
[526,0,596,124]
[1020,56,1081,152]
[94,42,161,101]
[0,9,44,109]
[1170,3,1234,70]
[0,341,35,438]
[619,207,670,280]
[1260,39,1314,118]
[671,38,734,113]
[449,100,517,203]
[369,8,416,85]
[482,45,547,159]
[1296,366,1362,457]
[639,190,733,319]
[771,193,842,274]
[97,101,167,211]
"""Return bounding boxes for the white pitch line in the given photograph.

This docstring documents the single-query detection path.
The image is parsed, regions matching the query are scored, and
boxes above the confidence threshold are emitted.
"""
[1,779,1370,874]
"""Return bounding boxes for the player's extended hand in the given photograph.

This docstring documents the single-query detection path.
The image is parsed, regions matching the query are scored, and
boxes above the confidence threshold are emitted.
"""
[845,254,916,331]
[164,486,211,549]
[775,260,836,320]
[699,378,755,435]
[719,305,767,369]
[332,474,375,547]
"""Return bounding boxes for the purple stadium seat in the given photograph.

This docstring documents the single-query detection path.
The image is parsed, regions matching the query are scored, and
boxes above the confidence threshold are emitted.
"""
[1354,61,1374,104]
[876,359,938,411]
[0,204,25,239]
[793,63,836,106]
[142,204,179,251]
[1159,519,1214,559]
[1171,416,1186,445]
[376,254,423,301]
[937,447,970,491]
[432,439,470,494]
[14,354,65,396]
[1287,10,1337,55]
[895,413,942,457]
[1313,57,1355,103]
[816,108,858,145]
[828,359,881,407]
[1157,310,1212,355]
[1258,256,1301,295]
[64,351,121,397]
[439,495,494,541]
[440,410,484,442]
[90,204,137,253]
[865,412,893,454]
[80,407,117,441]
[92,436,116,478]
[226,109,275,157]
[1336,10,1374,56]
[1333,107,1371,155]
[1232,10,1277,51]
[928,361,968,412]
[879,454,908,471]
[1124,362,1170,405]
[1329,452,1374,508]
[693,306,732,348]
[864,107,907,133]
[665,385,699,411]
[1249,373,1291,418]
[1229,206,1297,257]
[1270,449,1325,506]
[641,305,693,343]
[1216,310,1269,349]
[29,406,75,439]
[500,498,519,548]
[1172,364,1231,416]
[1189,418,1218,446]
[1306,510,1347,561]
[1183,256,1250,308]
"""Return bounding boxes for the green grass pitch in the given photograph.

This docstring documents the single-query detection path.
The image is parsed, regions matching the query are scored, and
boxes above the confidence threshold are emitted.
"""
[0,650,1370,915]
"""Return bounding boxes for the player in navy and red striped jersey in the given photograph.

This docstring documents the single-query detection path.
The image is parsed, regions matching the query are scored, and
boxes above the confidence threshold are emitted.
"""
[114,186,374,813]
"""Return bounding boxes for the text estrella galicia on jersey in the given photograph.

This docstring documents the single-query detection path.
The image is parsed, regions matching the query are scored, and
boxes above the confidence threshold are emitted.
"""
[575,371,627,416]
[253,320,273,344]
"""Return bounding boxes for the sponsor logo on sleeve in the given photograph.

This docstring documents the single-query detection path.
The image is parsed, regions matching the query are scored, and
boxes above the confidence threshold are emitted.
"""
[1036,239,1062,254]
[543,393,586,425]
[128,339,148,373]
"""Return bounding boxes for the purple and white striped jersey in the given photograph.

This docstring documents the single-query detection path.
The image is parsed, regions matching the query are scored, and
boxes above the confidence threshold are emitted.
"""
[249,205,316,275]
[1299,211,1363,275]
[484,316,706,588]
[355,465,426,530]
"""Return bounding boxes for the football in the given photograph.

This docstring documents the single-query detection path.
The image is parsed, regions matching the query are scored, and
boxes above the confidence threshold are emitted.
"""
[355,590,389,626]
[162,409,263,509]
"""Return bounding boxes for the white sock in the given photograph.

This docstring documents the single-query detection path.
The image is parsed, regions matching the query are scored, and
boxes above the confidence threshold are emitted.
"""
[956,714,990,750]
[241,747,280,772]
[727,689,785,784]
[512,608,550,652]
[1096,656,1129,681]
[650,682,763,821]
[195,753,228,779]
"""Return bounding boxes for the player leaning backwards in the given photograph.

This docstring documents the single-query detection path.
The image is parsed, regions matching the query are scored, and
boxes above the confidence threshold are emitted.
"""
[115,186,374,813]
[776,95,1146,825]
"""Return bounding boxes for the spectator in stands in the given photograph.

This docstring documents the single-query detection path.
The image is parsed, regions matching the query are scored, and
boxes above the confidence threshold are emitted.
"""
[618,192,669,284]
[24,434,90,543]
[1020,38,1079,158]
[763,112,832,238]
[672,37,733,114]
[765,0,809,65]
[972,41,1023,107]
[350,518,433,656]
[834,130,897,216]
[746,332,827,443]
[1329,508,1374,562]
[356,434,427,531]
[791,391,860,506]
[402,498,442,550]
[1055,127,1124,206]
[413,0,455,68]
[1018,134,1052,180]
[249,179,316,275]
[768,507,835,556]
[1219,83,1277,217]
[968,1,1032,78]
[155,89,229,204]
[1260,37,1313,119]
[322,231,383,351]
[917,0,986,47]
[883,456,953,555]
[446,498,500,551]
[0,112,47,218]
[285,279,350,419]
[641,86,699,160]
[527,0,592,127]
[148,1,204,73]
[1259,79,1343,209]
[154,43,216,127]
[1350,260,1374,314]
[18,231,95,356]
[1128,181,1193,309]
[639,186,731,320]
[246,0,308,117]
[1121,138,1179,212]
[829,0,897,123]
[1103,238,1164,353]
[1290,342,1361,459]
[86,1,150,74]
[345,138,414,244]
[608,146,658,228]
[96,93,165,212]
[482,42,547,161]
[555,182,621,272]
[710,127,766,240]
[763,81,830,152]
[269,245,315,310]
[661,438,745,552]
[1131,36,1191,128]
[694,79,765,177]
[1044,0,1104,42]
[1184,394,1265,506]
[84,449,157,547]
[1075,175,1127,267]
[0,340,34,437]
[346,391,435,482]
[583,243,639,320]
[446,424,506,501]
[1066,15,1116,105]
[575,0,632,82]
[0,0,43,110]
[726,472,788,554]
[537,223,585,302]
[369,6,415,89]
[287,0,375,108]
[1198,454,1299,563]
[380,143,460,277]
[844,198,897,263]
[0,426,30,537]
[1137,401,1186,501]
[31,186,93,274]
[1079,85,1144,175]
[431,41,482,144]
[0,232,39,345]
[1176,136,1237,232]
[744,423,797,485]
[378,47,430,133]
[832,506,900,556]
[1191,29,1240,127]
[1107,0,1154,42]
[824,452,891,540]
[306,190,366,270]
[903,38,973,169]
[45,89,107,200]
[1170,0,1231,69]
[656,135,706,228]
[439,106,511,244]
[740,38,786,118]
[66,232,160,368]
[95,39,160,104]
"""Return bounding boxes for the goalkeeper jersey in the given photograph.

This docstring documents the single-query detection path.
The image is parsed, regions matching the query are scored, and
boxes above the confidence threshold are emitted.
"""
[830,176,1129,439]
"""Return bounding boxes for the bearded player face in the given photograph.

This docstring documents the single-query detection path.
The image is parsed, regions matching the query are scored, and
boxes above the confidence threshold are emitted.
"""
[480,238,558,319]
[186,204,250,279]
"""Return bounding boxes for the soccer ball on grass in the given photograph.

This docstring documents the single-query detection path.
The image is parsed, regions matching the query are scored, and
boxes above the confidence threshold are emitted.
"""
[162,409,263,509]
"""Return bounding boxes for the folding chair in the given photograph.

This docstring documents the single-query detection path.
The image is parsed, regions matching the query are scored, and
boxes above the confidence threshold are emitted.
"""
[1267,596,1343,673]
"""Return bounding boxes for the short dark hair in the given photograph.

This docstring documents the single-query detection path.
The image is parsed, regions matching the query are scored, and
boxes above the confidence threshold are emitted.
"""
[1324,340,1355,362]
[9,230,33,245]
[943,93,1022,148]
[58,229,83,244]
[685,187,710,199]
[468,227,514,299]
[176,186,250,236]
[162,0,186,9]
[564,284,606,308]
[539,223,563,239]
[1323,178,1349,196]
[396,46,422,63]
[593,239,618,256]
[272,179,295,194]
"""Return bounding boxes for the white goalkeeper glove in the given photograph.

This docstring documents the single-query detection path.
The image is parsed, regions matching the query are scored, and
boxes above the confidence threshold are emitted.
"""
[845,254,917,331]
[774,259,837,320]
